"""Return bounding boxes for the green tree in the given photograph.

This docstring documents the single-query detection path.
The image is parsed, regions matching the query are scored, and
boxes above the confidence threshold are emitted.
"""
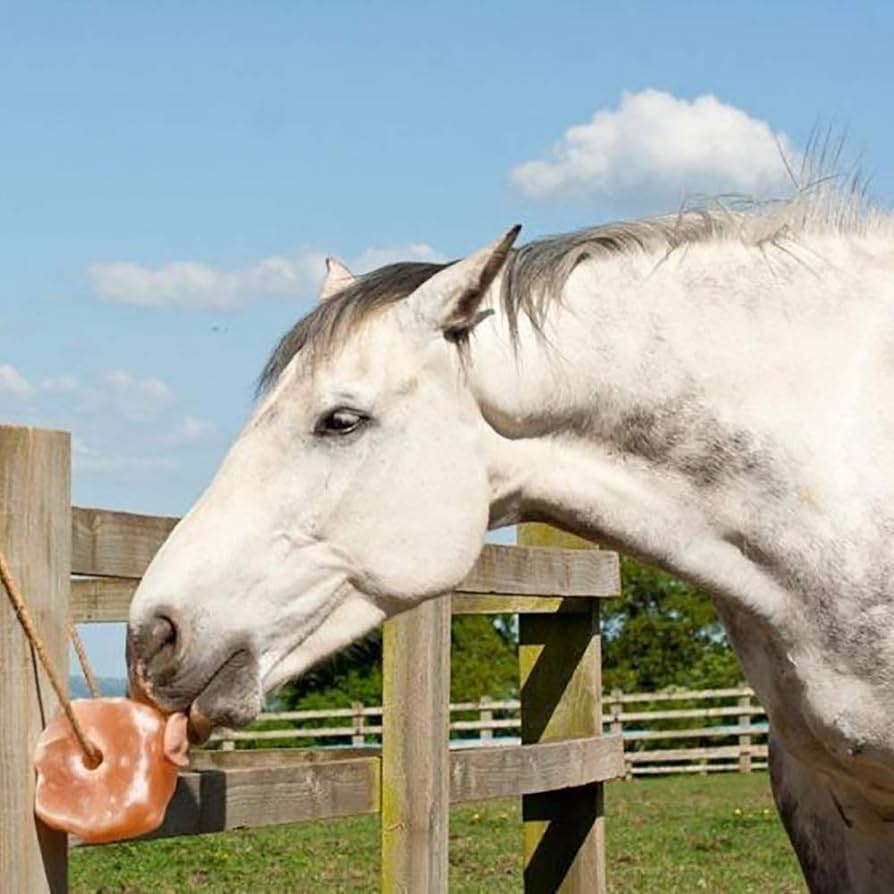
[602,555,742,692]
[279,615,518,711]
[449,615,517,701]
[276,553,743,711]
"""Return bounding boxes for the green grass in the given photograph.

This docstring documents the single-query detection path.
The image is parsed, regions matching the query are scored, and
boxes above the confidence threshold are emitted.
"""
[70,772,805,893]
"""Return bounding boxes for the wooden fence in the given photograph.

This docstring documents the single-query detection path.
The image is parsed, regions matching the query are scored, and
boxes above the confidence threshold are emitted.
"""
[210,687,768,777]
[605,687,768,777]
[0,424,625,893]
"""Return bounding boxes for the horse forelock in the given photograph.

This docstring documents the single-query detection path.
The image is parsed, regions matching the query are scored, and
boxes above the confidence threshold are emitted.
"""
[256,260,449,394]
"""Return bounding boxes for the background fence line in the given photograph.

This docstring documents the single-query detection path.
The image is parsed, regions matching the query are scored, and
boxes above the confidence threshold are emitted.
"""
[205,685,768,777]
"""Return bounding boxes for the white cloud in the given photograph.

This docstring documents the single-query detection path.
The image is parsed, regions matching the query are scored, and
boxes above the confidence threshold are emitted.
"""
[1,368,193,479]
[89,242,444,311]
[0,365,176,430]
[511,89,796,207]
[72,437,98,457]
[72,449,177,475]
[0,363,32,396]
[40,374,80,394]
[169,415,215,445]
[89,253,326,311]
[8,370,173,423]
[82,371,174,423]
[350,243,444,272]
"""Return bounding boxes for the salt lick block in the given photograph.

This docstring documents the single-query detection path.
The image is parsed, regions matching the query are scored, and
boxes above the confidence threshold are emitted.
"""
[33,698,189,844]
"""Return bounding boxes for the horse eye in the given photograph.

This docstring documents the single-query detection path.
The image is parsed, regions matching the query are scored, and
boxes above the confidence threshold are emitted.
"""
[315,408,367,437]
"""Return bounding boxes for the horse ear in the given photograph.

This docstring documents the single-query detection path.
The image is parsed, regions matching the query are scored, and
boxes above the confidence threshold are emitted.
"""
[406,225,521,338]
[319,257,355,302]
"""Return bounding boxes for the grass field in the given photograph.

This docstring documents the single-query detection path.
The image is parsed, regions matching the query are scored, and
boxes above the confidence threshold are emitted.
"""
[70,772,806,893]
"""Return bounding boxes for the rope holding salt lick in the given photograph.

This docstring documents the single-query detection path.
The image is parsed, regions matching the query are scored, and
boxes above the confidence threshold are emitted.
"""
[68,615,100,698]
[0,547,103,768]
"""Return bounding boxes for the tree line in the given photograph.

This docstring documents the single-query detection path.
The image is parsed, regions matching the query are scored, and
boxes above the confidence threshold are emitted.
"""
[280,555,742,711]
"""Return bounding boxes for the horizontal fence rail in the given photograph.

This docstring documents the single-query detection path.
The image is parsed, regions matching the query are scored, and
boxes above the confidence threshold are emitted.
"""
[129,737,626,843]
[70,506,621,622]
[201,687,768,776]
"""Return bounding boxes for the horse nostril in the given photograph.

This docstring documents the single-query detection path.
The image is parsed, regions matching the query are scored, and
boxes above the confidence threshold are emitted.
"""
[146,614,178,661]
[128,612,181,688]
[154,614,177,648]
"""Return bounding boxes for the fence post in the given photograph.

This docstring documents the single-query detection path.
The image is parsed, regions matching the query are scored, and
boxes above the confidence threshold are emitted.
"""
[479,696,493,742]
[609,688,629,781]
[608,689,623,737]
[381,596,451,893]
[0,425,70,893]
[352,701,365,747]
[518,524,607,894]
[738,693,753,774]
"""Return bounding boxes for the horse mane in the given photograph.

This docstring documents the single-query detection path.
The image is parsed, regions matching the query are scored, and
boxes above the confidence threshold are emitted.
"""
[258,156,890,393]
[499,179,888,339]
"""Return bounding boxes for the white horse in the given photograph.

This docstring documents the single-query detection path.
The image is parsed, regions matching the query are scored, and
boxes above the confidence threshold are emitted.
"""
[129,185,894,892]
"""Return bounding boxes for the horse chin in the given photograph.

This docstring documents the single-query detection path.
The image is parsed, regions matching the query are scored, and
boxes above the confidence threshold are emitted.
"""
[187,647,264,740]
[259,586,389,696]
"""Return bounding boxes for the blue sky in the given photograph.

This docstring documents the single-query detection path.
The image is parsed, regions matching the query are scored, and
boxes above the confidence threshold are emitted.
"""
[3,1,893,676]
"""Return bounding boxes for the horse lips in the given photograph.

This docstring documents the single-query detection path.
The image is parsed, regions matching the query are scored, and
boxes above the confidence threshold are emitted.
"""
[33,698,189,843]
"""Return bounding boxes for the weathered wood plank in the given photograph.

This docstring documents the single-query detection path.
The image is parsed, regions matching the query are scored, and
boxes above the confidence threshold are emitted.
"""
[623,724,767,742]
[518,523,607,894]
[70,505,620,596]
[0,425,70,892]
[450,718,518,732]
[446,699,520,712]
[188,742,625,797]
[451,594,592,615]
[617,686,754,703]
[739,693,753,774]
[72,735,622,848]
[459,545,619,598]
[71,506,178,578]
[138,757,380,840]
[451,736,624,802]
[209,725,384,741]
[71,577,136,622]
[187,748,380,770]
[381,596,451,894]
[71,579,608,623]
[625,744,769,763]
[209,717,769,746]
[251,707,381,722]
[632,762,768,776]
[617,705,756,722]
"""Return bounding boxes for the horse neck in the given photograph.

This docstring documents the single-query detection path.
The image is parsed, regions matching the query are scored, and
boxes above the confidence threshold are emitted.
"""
[479,234,892,441]
[472,233,894,620]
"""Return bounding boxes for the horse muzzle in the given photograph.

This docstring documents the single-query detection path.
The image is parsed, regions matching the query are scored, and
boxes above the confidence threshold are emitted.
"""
[126,611,262,742]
